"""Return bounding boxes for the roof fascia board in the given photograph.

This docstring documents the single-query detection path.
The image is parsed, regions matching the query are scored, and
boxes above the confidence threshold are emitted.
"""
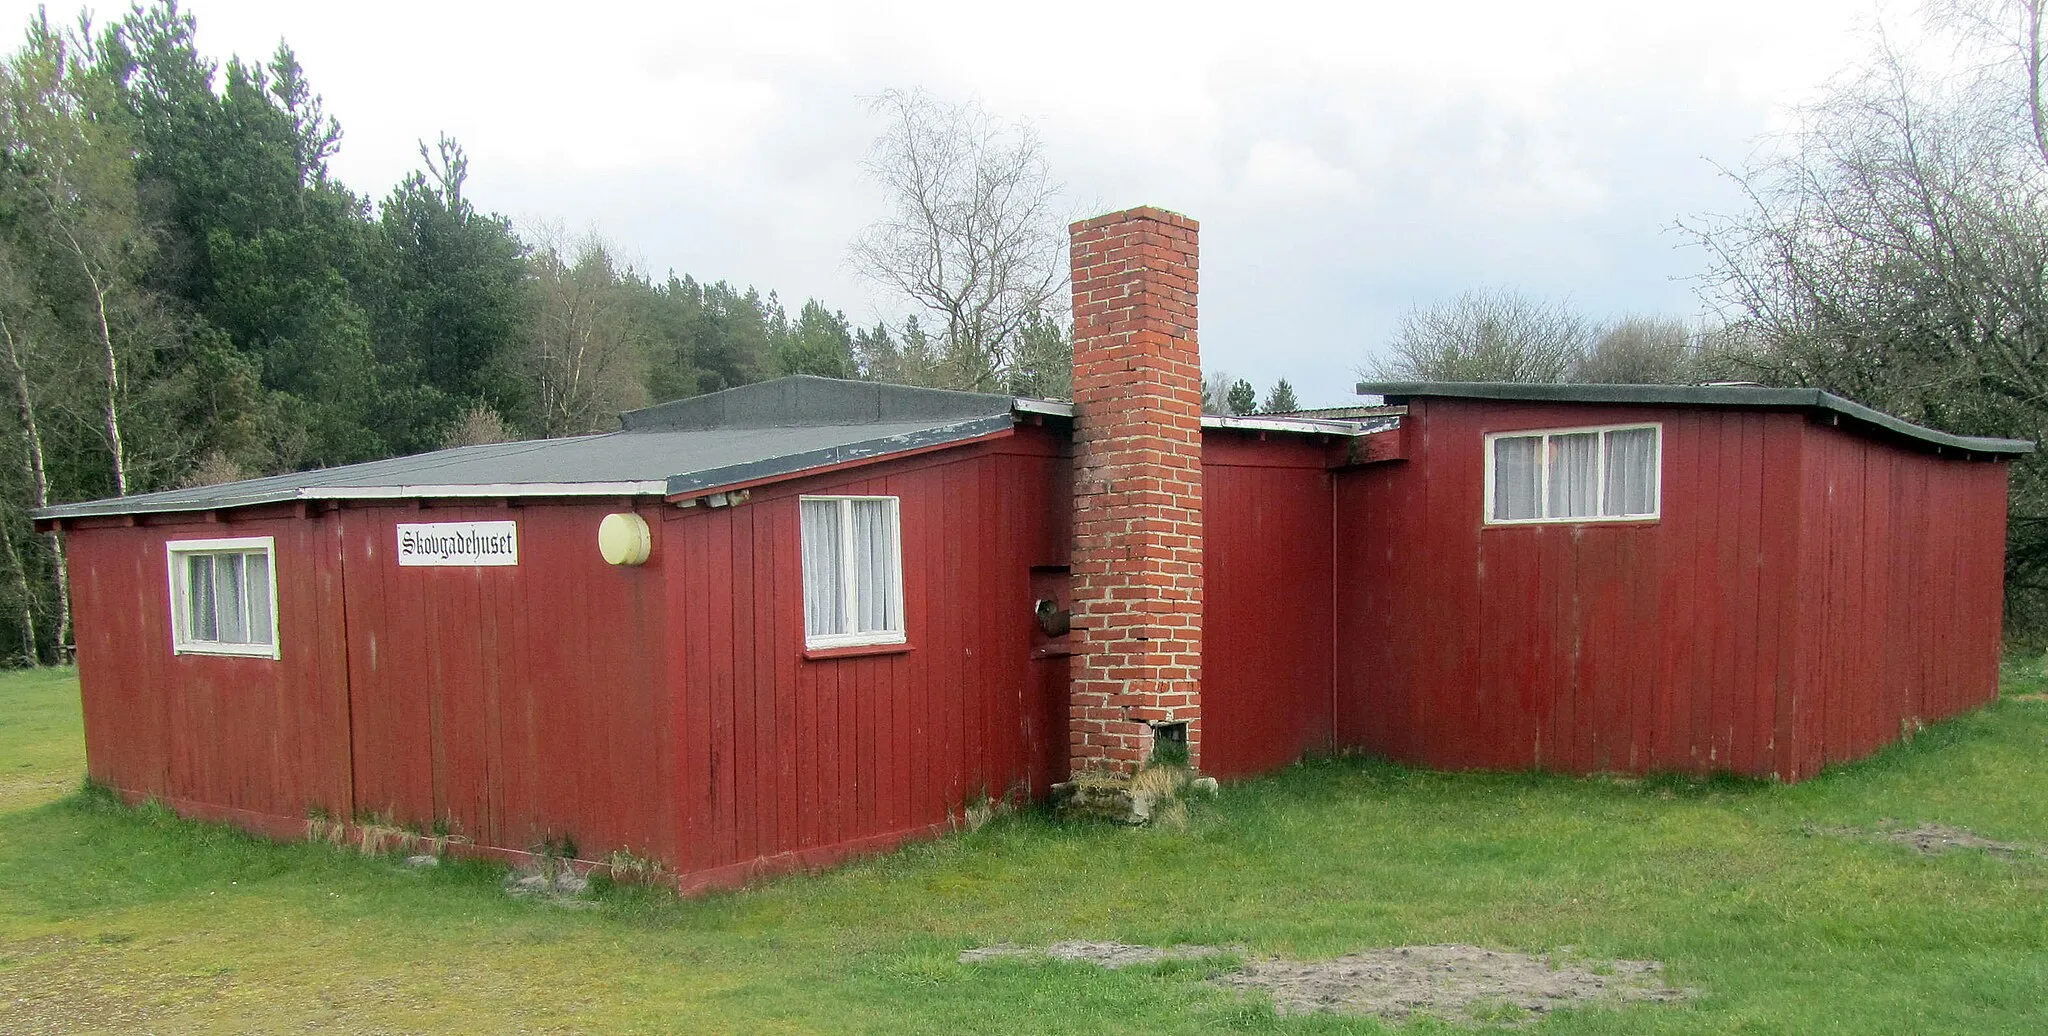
[1011,397,1074,418]
[1202,414,1375,435]
[33,481,675,521]
[1010,397,1375,436]
[308,481,671,501]
[1357,381,2035,455]
[665,415,1016,499]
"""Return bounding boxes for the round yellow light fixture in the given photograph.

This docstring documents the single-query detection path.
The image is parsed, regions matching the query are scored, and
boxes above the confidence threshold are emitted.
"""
[598,512,652,566]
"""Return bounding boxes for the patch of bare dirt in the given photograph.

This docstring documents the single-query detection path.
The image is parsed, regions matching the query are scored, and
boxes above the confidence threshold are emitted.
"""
[1213,945,1687,1026]
[1811,820,2042,858]
[2011,692,2048,702]
[959,942,1691,1026]
[958,941,1237,968]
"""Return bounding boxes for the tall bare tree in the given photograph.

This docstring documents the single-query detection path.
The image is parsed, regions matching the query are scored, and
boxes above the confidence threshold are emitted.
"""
[851,89,1067,392]
[1369,288,1593,383]
[525,227,649,437]
[1573,316,1699,385]
[0,244,65,659]
[1686,0,2048,616]
[0,14,146,495]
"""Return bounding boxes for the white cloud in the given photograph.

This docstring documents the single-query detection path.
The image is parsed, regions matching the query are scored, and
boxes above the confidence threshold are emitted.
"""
[0,0,1908,405]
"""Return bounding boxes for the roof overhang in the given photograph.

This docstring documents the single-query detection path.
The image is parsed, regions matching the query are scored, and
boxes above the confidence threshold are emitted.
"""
[1011,397,1385,436]
[1357,381,2035,457]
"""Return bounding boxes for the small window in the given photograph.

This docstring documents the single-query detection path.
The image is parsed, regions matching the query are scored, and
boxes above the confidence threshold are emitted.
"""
[799,496,905,649]
[166,537,279,658]
[1486,424,1661,524]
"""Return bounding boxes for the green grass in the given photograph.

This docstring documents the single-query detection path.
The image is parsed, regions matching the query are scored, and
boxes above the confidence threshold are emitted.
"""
[3,664,2048,1033]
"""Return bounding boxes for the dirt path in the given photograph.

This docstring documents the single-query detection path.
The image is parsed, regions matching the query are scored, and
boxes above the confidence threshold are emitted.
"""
[960,941,1691,1026]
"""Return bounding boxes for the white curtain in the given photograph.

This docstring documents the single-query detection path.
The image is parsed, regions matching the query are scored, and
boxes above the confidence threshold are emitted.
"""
[245,553,273,645]
[1547,432,1599,518]
[187,554,218,641]
[800,500,845,638]
[850,499,899,634]
[1603,428,1657,516]
[1493,436,1541,521]
[218,553,248,643]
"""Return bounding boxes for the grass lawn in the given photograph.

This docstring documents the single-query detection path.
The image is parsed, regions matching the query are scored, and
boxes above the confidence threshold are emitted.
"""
[2,666,2047,1033]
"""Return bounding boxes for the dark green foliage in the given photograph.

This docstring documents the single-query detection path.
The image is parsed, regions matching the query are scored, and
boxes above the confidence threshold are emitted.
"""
[1258,378,1298,414]
[1225,378,1256,416]
[771,300,856,379]
[0,2,890,667]
[371,135,529,450]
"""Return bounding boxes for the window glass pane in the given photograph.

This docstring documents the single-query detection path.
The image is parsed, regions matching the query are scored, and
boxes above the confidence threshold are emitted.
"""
[1547,433,1599,518]
[849,499,901,635]
[800,499,846,638]
[245,552,273,645]
[1492,436,1541,521]
[1603,428,1658,516]
[187,554,218,641]
[217,554,248,643]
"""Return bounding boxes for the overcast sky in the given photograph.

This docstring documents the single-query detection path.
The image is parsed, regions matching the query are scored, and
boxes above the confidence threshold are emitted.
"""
[14,0,1914,406]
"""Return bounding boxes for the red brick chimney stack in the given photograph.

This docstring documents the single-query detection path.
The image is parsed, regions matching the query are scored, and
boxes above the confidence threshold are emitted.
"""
[1067,206,1204,774]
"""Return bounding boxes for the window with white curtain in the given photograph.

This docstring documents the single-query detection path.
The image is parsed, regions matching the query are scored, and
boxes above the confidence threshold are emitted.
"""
[166,537,279,658]
[799,496,905,649]
[1485,424,1661,524]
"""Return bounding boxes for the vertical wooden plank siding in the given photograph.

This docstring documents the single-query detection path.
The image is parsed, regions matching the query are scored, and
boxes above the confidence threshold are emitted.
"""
[337,501,674,862]
[1199,433,1337,778]
[656,429,1069,884]
[1332,399,2009,779]
[64,392,2012,894]
[1793,418,2007,773]
[66,511,355,832]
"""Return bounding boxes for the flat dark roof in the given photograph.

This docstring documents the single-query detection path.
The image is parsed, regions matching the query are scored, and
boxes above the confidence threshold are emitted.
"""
[1356,381,2035,457]
[35,377,1020,521]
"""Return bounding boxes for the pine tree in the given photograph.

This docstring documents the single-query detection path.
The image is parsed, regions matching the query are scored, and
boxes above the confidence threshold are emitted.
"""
[1226,378,1257,416]
[1261,378,1300,414]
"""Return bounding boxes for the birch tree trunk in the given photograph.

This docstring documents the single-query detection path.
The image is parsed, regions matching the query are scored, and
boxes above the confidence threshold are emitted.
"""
[0,312,63,662]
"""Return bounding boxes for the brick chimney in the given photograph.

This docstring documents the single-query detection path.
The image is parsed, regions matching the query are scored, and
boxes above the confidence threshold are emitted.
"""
[1067,207,1203,774]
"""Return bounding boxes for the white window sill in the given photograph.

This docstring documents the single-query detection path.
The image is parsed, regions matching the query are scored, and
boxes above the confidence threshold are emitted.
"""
[1484,515,1660,527]
[803,633,909,660]
[173,642,281,660]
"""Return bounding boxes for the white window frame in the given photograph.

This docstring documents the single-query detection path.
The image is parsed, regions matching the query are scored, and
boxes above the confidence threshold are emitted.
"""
[799,495,907,650]
[165,536,281,659]
[1483,422,1663,526]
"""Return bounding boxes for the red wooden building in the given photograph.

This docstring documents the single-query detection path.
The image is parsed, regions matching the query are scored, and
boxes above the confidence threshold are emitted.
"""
[37,207,2029,889]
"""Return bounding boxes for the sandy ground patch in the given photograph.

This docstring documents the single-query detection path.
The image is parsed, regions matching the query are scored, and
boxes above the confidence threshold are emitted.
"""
[1811,820,2042,858]
[960,941,1690,1026]
[958,941,1237,968]
[1213,944,1686,1025]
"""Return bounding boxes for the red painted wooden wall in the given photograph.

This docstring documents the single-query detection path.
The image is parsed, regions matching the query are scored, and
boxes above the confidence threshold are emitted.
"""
[1333,398,2008,779]
[335,500,676,863]
[65,425,1072,884]
[67,510,353,832]
[658,428,1071,883]
[62,394,2013,889]
[1200,432,1336,777]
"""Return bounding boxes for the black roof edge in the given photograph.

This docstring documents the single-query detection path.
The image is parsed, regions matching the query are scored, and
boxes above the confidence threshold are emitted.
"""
[32,415,1021,523]
[664,414,1016,496]
[1356,381,2036,457]
[621,375,1012,431]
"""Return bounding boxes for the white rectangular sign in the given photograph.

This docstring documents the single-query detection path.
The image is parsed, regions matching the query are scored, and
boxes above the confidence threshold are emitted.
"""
[396,521,519,567]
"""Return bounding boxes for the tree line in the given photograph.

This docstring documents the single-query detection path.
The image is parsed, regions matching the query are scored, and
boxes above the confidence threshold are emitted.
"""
[1365,1,2048,630]
[0,5,1076,666]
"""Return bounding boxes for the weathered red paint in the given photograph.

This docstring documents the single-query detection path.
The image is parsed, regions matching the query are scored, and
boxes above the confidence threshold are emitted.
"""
[1199,431,1336,777]
[1333,398,2008,780]
[60,385,2019,888]
[658,429,1071,878]
[65,427,1071,886]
